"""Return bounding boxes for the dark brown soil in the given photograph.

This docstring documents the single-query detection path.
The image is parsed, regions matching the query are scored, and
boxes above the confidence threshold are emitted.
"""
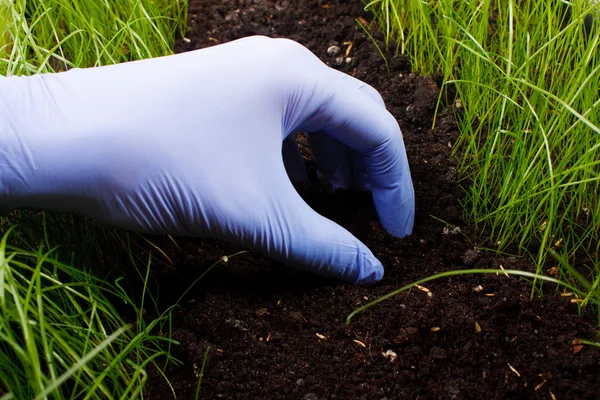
[143,1,600,399]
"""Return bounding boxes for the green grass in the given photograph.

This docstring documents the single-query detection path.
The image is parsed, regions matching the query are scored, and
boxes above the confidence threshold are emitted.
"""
[1,0,188,397]
[1,0,187,75]
[0,227,180,399]
[365,0,600,302]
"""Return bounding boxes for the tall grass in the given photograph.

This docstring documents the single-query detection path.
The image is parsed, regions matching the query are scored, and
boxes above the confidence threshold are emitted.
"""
[1,0,188,397]
[0,228,179,399]
[0,0,187,75]
[366,0,600,291]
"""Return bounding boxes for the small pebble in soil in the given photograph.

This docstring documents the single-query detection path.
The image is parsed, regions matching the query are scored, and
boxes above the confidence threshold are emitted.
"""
[442,225,461,235]
[207,368,224,379]
[327,45,341,56]
[296,378,304,386]
[224,318,248,332]
[382,349,398,363]
[303,394,318,400]
[462,248,481,266]
[288,311,305,325]
[429,347,447,360]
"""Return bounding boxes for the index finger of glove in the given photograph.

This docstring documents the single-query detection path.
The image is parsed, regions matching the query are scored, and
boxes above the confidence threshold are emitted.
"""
[297,69,414,238]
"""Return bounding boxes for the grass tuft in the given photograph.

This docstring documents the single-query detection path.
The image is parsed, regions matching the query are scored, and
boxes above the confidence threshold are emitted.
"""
[1,0,187,75]
[366,0,600,303]
[0,228,179,399]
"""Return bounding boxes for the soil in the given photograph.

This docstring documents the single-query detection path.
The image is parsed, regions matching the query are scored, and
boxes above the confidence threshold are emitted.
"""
[142,0,600,399]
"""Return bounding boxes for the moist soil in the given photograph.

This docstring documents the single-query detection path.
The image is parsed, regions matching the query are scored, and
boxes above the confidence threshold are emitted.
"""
[143,1,600,398]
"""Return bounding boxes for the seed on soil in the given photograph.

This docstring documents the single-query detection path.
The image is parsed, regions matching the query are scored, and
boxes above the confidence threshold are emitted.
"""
[475,321,482,333]
[485,293,496,297]
[353,339,366,348]
[382,349,398,363]
[560,292,574,297]
[473,285,484,292]
[535,380,546,391]
[343,41,353,57]
[345,57,352,64]
[415,284,432,297]
[507,362,521,377]
[430,327,441,332]
[327,45,341,56]
[572,338,584,354]
[316,333,327,340]
[267,331,282,343]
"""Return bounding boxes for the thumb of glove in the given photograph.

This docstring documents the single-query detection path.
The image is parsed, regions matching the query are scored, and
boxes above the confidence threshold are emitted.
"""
[269,182,384,284]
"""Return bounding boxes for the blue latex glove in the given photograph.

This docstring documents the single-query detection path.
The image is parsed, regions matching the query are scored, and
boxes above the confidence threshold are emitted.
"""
[0,36,414,284]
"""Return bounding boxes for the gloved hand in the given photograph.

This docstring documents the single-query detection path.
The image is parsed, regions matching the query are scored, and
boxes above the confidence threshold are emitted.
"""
[0,36,414,284]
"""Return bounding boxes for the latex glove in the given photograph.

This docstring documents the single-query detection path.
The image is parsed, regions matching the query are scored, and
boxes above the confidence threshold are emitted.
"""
[0,36,414,284]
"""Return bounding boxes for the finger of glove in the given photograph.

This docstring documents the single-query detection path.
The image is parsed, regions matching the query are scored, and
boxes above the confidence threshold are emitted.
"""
[301,72,414,237]
[210,150,383,285]
[343,76,383,192]
[282,134,307,182]
[306,77,382,192]
[339,75,385,192]
[275,190,384,284]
